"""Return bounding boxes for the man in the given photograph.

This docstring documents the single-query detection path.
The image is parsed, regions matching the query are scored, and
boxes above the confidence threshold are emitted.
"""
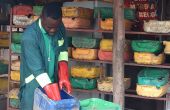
[20,2,71,110]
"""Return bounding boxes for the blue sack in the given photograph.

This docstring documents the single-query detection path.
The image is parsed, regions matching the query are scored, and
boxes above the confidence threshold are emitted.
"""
[33,88,80,110]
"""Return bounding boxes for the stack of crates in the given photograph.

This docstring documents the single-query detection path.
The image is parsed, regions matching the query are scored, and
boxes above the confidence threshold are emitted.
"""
[136,68,169,97]
[71,37,102,90]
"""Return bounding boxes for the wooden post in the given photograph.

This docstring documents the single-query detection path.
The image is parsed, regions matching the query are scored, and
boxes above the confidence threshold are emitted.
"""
[113,0,125,109]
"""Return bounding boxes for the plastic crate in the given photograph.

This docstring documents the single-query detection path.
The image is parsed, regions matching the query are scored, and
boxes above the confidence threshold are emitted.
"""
[33,88,80,110]
[138,68,169,88]
[80,98,120,110]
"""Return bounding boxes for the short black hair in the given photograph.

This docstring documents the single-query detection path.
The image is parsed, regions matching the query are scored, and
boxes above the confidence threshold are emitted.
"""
[42,2,62,20]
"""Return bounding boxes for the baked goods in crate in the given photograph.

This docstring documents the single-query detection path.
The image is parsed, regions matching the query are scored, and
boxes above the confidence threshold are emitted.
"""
[62,7,93,19]
[144,20,170,33]
[97,77,131,92]
[72,48,98,60]
[11,60,20,71]
[136,84,168,97]
[72,37,100,49]
[163,41,170,54]
[134,52,165,65]
[71,65,102,78]
[100,19,133,31]
[62,17,91,29]
[11,71,20,81]
[70,77,97,90]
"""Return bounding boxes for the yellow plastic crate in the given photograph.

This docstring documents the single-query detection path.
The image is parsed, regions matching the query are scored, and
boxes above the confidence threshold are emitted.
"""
[11,71,20,81]
[62,17,91,29]
[97,77,131,92]
[163,41,170,54]
[134,52,165,65]
[8,88,19,99]
[71,66,102,79]
[100,39,112,51]
[136,84,168,97]
[0,78,8,92]
[100,19,132,31]
[0,39,9,47]
[62,7,93,19]
[72,48,98,60]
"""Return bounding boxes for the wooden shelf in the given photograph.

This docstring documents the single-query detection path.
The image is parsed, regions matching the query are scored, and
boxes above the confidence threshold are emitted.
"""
[125,94,169,101]
[0,46,9,49]
[97,29,170,36]
[125,62,170,69]
[66,28,96,33]
[10,80,20,84]
[126,31,170,36]
[73,89,170,101]
[10,25,170,36]
[70,59,170,68]
[69,58,112,64]
[0,90,8,94]
[12,25,26,28]
[11,53,20,56]
[0,74,8,78]
[98,29,113,33]
[73,88,112,95]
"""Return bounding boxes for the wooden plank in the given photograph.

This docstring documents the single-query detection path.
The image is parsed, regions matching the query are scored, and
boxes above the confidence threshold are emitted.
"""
[113,0,125,109]
[69,58,112,64]
[0,74,8,78]
[124,62,170,69]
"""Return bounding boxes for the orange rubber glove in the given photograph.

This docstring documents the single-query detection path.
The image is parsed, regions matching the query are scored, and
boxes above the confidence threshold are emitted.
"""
[58,61,72,93]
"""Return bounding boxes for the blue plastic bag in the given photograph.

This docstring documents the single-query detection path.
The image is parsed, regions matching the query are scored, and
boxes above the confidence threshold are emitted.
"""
[33,88,80,110]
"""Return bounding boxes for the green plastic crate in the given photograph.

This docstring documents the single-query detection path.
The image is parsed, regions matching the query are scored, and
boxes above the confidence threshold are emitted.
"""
[72,37,100,49]
[138,68,169,88]
[9,98,20,109]
[11,43,21,54]
[12,32,22,44]
[33,6,43,16]
[0,61,8,74]
[131,40,163,54]
[94,7,135,20]
[80,98,120,110]
[70,77,97,90]
[67,37,72,47]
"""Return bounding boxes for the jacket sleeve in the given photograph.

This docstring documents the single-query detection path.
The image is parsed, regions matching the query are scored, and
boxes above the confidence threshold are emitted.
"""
[58,23,68,62]
[21,29,51,88]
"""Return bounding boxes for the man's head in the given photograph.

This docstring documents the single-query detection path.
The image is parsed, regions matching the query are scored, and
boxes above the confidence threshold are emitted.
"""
[41,2,63,36]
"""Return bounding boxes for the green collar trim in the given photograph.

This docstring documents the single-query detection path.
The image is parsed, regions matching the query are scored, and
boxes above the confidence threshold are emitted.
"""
[38,19,47,34]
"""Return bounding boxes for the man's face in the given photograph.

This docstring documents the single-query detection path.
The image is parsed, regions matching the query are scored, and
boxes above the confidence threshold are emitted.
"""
[42,17,62,36]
